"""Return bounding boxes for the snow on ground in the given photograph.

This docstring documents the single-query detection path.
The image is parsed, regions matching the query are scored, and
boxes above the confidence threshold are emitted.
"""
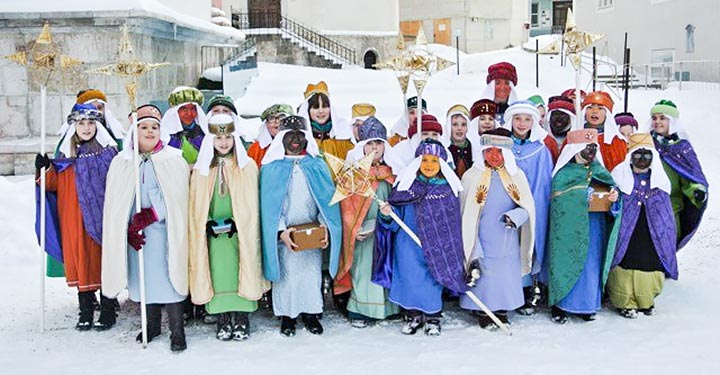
[2,45,720,374]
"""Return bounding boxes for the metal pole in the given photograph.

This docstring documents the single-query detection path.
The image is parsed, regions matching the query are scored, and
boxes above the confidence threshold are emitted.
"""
[623,33,629,112]
[592,46,597,91]
[221,63,224,95]
[40,84,47,333]
[456,36,460,75]
[536,39,539,88]
[624,48,630,112]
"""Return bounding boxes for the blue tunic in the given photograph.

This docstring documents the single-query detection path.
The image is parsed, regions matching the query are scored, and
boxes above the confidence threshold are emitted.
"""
[556,212,606,314]
[511,139,553,286]
[127,159,186,304]
[382,204,443,314]
[460,172,528,312]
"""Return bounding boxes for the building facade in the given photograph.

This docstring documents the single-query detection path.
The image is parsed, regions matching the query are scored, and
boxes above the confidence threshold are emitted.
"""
[528,0,573,36]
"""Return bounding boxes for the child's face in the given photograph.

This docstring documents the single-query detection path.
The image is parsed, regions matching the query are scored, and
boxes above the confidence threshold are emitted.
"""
[363,140,385,163]
[419,155,441,178]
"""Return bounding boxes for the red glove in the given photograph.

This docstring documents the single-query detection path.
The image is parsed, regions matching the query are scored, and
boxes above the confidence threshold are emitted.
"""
[129,208,157,233]
[128,230,146,251]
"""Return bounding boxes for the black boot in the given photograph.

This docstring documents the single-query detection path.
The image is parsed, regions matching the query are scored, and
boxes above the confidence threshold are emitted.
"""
[280,316,296,337]
[167,302,187,352]
[232,312,250,341]
[94,294,118,331]
[136,304,162,343]
[333,291,350,317]
[76,291,95,331]
[401,311,425,335]
[216,313,233,341]
[516,287,537,316]
[301,313,324,335]
[551,306,568,324]
[261,291,273,311]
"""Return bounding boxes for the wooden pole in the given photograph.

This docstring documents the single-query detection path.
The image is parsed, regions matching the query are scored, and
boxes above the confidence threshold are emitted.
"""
[592,46,597,91]
[623,32,629,112]
[131,109,148,349]
[624,48,631,112]
[535,39,539,88]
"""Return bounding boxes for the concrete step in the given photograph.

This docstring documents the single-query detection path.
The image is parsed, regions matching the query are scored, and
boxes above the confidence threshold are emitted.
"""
[0,137,60,175]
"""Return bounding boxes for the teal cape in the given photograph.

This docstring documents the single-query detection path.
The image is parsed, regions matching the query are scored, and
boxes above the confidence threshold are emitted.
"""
[260,155,342,282]
[548,161,622,306]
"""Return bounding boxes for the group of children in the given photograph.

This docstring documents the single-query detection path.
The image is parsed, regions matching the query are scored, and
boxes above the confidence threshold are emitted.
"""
[34,61,708,352]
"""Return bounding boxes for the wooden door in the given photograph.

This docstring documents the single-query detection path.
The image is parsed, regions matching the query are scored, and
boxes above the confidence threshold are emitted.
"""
[552,1,573,30]
[248,0,281,28]
[400,20,422,42]
[433,18,451,45]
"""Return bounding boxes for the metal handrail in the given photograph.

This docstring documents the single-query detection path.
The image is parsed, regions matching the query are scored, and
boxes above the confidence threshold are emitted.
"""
[231,11,356,65]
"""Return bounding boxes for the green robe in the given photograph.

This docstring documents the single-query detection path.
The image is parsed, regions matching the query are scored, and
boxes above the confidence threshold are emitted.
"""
[548,161,622,306]
[205,179,257,314]
[346,181,399,320]
[181,136,200,164]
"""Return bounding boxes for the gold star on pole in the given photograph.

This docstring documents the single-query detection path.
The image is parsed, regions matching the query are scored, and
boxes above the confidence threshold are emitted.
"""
[538,9,604,70]
[325,152,376,205]
[86,24,169,110]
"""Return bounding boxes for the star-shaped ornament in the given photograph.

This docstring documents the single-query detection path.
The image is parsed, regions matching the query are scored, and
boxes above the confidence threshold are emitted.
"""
[325,152,376,205]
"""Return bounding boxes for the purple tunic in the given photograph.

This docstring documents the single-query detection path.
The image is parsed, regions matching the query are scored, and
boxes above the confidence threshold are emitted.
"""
[613,171,678,279]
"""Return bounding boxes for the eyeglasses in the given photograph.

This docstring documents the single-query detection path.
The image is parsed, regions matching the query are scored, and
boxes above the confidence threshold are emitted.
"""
[266,115,286,124]
[631,153,653,161]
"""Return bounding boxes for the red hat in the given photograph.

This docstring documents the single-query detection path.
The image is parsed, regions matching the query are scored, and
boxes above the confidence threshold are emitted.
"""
[408,114,443,138]
[470,99,497,119]
[561,88,587,101]
[486,62,518,86]
[582,91,614,112]
[548,96,576,114]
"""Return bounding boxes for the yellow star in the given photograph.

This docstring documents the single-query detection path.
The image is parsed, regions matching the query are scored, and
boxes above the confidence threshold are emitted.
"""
[326,152,376,205]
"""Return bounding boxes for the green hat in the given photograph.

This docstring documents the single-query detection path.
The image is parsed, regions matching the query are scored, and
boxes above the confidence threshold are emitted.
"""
[527,95,545,108]
[261,104,295,121]
[206,94,237,114]
[650,99,679,119]
[168,86,204,107]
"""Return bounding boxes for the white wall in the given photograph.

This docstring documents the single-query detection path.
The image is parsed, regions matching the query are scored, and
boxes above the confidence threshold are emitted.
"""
[157,0,212,21]
[575,0,720,66]
[283,0,399,33]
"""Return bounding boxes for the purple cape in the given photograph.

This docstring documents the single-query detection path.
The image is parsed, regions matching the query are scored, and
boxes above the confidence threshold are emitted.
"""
[34,186,63,263]
[654,138,708,249]
[168,124,205,150]
[373,179,468,294]
[613,172,678,279]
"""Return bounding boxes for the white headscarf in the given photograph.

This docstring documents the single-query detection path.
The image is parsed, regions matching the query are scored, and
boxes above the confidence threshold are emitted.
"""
[194,114,251,176]
[472,143,519,175]
[552,140,605,176]
[641,114,690,140]
[390,107,427,138]
[346,138,405,175]
[443,109,475,146]
[121,117,162,160]
[394,144,463,197]
[83,99,127,140]
[57,118,117,158]
[501,101,549,143]
[159,102,209,144]
[581,106,625,144]
[298,93,352,141]
[611,145,671,194]
[260,128,321,165]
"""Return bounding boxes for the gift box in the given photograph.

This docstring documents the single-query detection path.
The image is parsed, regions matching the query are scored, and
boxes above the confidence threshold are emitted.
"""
[588,183,612,212]
[290,222,326,251]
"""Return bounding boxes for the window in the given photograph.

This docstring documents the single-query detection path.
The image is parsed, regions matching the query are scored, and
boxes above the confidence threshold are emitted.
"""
[650,49,675,79]
[686,24,695,53]
[597,0,614,10]
[531,3,539,27]
[485,20,494,40]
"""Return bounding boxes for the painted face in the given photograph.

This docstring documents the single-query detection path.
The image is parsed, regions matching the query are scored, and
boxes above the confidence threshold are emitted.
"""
[576,143,598,164]
[584,104,606,128]
[213,134,235,155]
[619,124,635,139]
[420,130,441,141]
[478,114,496,134]
[494,79,511,103]
[210,105,233,116]
[651,113,670,136]
[631,149,653,171]
[549,111,572,136]
[309,96,330,124]
[137,120,160,153]
[538,106,546,126]
[265,114,285,138]
[363,140,385,163]
[89,100,105,115]
[419,154,441,178]
[75,119,97,142]
[511,113,534,139]
[450,114,468,143]
[283,130,308,155]
[178,103,198,126]
[483,147,504,168]
[352,119,364,140]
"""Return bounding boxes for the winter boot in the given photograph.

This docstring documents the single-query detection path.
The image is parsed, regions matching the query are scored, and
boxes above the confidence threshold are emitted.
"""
[516,287,537,316]
[639,306,655,316]
[194,304,208,323]
[280,316,297,337]
[619,308,638,319]
[216,313,233,341]
[76,291,95,331]
[322,271,333,297]
[424,318,441,336]
[91,291,100,311]
[136,304,162,343]
[551,306,568,325]
[167,302,187,352]
[333,291,350,317]
[261,291,273,311]
[94,295,118,331]
[203,313,218,325]
[578,313,596,322]
[401,313,425,335]
[301,313,324,335]
[232,312,250,341]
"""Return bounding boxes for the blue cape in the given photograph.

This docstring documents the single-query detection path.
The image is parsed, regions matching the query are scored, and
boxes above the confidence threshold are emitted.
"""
[260,155,342,282]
